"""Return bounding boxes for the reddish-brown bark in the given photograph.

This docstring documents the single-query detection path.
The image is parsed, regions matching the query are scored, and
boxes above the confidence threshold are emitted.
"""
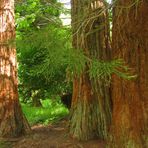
[70,0,112,141]
[0,0,30,137]
[109,0,148,147]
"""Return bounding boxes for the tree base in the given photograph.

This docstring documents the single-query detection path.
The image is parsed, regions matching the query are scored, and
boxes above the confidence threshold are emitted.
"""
[0,101,31,138]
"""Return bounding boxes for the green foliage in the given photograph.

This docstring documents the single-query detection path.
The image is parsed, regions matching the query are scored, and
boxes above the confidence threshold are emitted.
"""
[0,141,12,148]
[17,25,72,96]
[21,98,69,125]
[26,26,70,80]
[89,59,137,82]
[15,0,135,103]
[16,0,72,100]
[66,48,87,77]
[15,0,62,32]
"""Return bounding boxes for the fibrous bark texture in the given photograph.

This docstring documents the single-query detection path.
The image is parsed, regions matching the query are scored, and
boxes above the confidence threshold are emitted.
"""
[109,0,148,147]
[0,0,30,138]
[70,0,112,141]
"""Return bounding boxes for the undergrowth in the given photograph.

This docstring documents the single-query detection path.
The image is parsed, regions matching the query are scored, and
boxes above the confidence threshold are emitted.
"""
[0,141,13,148]
[21,99,69,126]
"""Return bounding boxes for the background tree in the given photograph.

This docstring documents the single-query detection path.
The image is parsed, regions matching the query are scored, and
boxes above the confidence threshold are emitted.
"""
[0,0,30,137]
[109,0,148,147]
[69,0,112,140]
[15,0,72,106]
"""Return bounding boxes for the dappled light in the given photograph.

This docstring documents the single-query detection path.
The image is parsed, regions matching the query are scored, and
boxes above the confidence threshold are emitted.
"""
[90,1,104,10]
[0,0,30,138]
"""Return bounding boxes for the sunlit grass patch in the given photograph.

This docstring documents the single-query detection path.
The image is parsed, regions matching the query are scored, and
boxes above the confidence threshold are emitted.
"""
[21,99,69,126]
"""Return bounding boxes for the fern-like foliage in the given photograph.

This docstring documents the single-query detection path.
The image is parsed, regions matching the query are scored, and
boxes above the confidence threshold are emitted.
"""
[89,59,137,82]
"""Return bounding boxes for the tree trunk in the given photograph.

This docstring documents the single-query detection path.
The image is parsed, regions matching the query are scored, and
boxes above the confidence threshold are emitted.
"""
[108,0,148,147]
[32,96,42,107]
[70,0,112,141]
[0,0,30,138]
[32,90,42,107]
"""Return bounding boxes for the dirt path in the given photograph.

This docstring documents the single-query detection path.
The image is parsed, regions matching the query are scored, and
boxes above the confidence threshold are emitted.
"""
[1,120,105,148]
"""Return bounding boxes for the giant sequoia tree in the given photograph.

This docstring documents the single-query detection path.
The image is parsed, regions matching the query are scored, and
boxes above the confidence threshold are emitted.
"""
[0,0,30,137]
[109,0,148,147]
[70,0,112,140]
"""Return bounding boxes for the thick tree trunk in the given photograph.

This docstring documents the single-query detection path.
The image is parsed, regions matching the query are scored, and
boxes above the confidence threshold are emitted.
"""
[0,0,30,138]
[70,0,112,141]
[108,0,148,147]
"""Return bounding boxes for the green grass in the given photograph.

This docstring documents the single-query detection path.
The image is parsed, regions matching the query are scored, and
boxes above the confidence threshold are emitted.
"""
[21,99,69,126]
[0,141,13,148]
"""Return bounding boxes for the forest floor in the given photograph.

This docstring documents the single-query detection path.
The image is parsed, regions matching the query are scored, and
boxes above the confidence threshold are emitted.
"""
[0,119,105,148]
